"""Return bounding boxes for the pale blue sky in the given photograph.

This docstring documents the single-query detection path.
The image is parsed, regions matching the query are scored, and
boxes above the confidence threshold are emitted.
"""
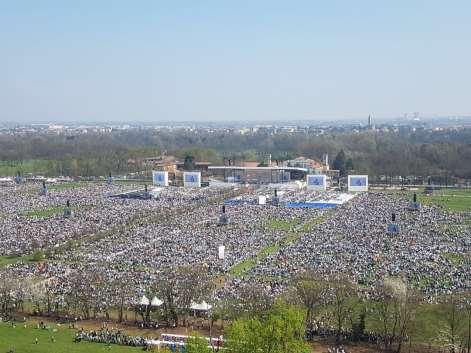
[1,1,470,123]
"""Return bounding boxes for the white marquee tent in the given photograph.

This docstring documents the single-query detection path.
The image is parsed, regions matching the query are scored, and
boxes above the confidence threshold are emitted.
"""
[151,296,163,307]
[139,295,150,306]
[190,301,212,311]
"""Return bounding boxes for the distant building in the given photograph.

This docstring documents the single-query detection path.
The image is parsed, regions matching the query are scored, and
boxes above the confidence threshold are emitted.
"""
[235,161,260,168]
[283,156,328,173]
[143,155,178,172]
[176,161,212,172]
[142,155,211,171]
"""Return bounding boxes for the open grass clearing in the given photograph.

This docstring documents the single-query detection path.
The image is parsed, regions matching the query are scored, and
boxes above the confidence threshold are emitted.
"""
[0,254,37,268]
[0,321,141,353]
[265,217,301,231]
[419,188,471,212]
[0,160,51,176]
[47,181,89,191]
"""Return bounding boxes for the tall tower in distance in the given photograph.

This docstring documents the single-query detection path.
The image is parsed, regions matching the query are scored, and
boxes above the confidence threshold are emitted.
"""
[323,153,330,171]
[367,114,375,130]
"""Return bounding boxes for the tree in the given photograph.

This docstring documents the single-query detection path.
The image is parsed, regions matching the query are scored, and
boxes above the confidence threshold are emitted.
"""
[184,155,195,170]
[372,277,419,353]
[234,283,274,317]
[110,277,134,323]
[226,301,310,353]
[326,275,356,344]
[346,158,354,171]
[0,275,22,317]
[294,271,327,326]
[186,333,212,353]
[153,265,214,327]
[351,308,366,342]
[333,150,347,176]
[462,292,471,353]
[436,292,469,353]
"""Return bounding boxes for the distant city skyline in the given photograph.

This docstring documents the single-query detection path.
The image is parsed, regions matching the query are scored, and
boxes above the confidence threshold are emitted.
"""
[1,1,470,123]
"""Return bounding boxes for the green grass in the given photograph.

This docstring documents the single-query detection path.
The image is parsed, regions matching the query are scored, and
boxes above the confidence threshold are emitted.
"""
[364,301,440,344]
[229,258,258,277]
[0,160,51,176]
[114,179,150,185]
[442,252,467,266]
[0,321,141,353]
[420,188,471,212]
[300,215,328,232]
[0,255,35,268]
[266,218,301,231]
[47,182,88,191]
[380,188,471,213]
[315,291,466,345]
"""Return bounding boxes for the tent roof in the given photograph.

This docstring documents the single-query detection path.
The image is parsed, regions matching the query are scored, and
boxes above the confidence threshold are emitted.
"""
[151,296,163,307]
[190,301,212,311]
[139,295,150,306]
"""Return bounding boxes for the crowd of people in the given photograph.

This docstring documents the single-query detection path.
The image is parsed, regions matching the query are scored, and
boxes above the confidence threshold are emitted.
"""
[75,328,147,347]
[0,182,228,255]
[247,192,470,297]
[0,180,469,318]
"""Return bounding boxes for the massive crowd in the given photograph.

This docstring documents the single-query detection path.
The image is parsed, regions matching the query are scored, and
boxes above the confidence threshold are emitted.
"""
[247,192,470,296]
[0,181,469,315]
[0,182,227,255]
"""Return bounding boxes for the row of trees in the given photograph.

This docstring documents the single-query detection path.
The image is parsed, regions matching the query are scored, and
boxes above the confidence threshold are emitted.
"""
[293,272,471,353]
[1,128,471,178]
[1,269,470,352]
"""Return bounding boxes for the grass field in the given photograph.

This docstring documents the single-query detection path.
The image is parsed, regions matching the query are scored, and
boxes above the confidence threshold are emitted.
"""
[47,182,88,191]
[0,321,141,353]
[0,255,35,268]
[0,160,51,177]
[419,188,471,212]
[114,179,150,185]
[266,217,301,231]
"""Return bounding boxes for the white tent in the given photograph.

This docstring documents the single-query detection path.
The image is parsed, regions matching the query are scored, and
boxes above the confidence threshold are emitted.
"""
[139,295,150,306]
[190,301,213,311]
[151,296,163,307]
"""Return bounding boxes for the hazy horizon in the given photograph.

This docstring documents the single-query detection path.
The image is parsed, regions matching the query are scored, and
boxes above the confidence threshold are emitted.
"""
[2,1,470,123]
